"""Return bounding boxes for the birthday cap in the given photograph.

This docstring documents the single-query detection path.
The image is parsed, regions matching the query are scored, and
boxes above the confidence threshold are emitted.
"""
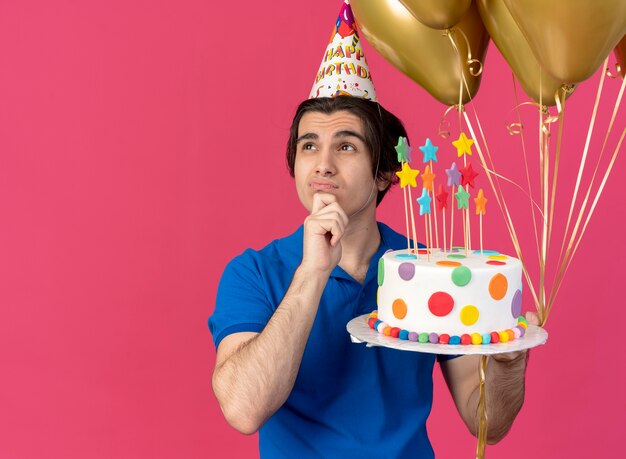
[309,0,377,101]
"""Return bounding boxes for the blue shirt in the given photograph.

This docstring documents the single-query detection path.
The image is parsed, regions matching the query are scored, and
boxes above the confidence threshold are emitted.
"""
[209,222,452,458]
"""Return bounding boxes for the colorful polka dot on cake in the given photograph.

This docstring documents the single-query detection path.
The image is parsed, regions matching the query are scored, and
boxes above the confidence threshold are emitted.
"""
[436,260,461,267]
[489,273,508,300]
[428,292,454,316]
[486,260,506,266]
[460,305,479,325]
[392,298,407,319]
[398,262,415,280]
[473,249,500,255]
[451,266,472,286]
[511,290,522,318]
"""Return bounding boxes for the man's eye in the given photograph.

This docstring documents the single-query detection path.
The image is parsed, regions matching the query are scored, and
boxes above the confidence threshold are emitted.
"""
[340,144,356,151]
[302,143,316,151]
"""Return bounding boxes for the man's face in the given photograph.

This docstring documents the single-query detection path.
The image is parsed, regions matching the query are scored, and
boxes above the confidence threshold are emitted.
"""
[294,110,382,217]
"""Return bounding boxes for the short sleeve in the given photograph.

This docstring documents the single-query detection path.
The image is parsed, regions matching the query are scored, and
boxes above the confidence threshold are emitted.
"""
[436,354,460,362]
[209,250,276,349]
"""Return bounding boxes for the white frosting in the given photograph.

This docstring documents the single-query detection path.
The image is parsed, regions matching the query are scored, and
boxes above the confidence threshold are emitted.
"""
[377,249,522,336]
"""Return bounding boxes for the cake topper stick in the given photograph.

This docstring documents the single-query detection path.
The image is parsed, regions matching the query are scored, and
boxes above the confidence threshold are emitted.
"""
[464,179,468,256]
[455,184,471,253]
[420,139,440,252]
[417,188,433,262]
[436,184,449,255]
[403,185,411,252]
[465,191,472,256]
[479,207,483,254]
[395,139,420,257]
[431,184,439,251]
[450,185,456,253]
[475,189,487,255]
[428,213,434,262]
[450,187,455,250]
[423,217,429,259]
[407,186,419,258]
[464,205,469,254]
[442,206,447,254]
[454,133,474,256]
[446,162,461,252]
[460,161,479,255]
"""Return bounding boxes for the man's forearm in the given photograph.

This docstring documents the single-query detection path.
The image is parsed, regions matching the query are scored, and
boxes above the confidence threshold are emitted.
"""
[471,352,528,444]
[212,266,328,434]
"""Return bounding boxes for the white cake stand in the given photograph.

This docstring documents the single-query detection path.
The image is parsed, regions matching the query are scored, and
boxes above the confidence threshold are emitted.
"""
[346,313,548,355]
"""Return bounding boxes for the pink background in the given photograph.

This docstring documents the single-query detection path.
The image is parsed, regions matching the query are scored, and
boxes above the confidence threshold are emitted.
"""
[1,1,625,457]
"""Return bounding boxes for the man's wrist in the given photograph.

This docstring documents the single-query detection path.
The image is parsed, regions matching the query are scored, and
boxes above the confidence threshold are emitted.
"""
[489,350,528,369]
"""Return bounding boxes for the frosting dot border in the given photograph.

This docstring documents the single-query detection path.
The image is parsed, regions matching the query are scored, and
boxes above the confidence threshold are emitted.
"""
[367,310,528,346]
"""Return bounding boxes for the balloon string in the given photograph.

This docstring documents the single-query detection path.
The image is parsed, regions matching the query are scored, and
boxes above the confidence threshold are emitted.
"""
[557,58,607,270]
[463,109,541,313]
[548,126,626,322]
[446,27,483,77]
[446,28,541,310]
[438,104,462,139]
[475,355,488,459]
[480,165,543,216]
[548,126,626,320]
[511,76,542,270]
[547,89,569,247]
[546,73,626,322]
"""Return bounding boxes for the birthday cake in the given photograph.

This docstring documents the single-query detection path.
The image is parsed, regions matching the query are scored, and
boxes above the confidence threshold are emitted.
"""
[369,248,528,345]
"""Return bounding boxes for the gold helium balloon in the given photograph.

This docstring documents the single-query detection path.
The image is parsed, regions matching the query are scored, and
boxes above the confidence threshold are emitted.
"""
[398,0,472,30]
[503,0,626,84]
[351,0,489,105]
[477,0,575,106]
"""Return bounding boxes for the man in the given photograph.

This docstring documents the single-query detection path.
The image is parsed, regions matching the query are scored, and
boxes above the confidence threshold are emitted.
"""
[209,95,536,458]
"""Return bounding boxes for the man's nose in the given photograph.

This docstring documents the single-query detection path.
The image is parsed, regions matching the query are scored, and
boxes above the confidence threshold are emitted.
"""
[315,150,336,176]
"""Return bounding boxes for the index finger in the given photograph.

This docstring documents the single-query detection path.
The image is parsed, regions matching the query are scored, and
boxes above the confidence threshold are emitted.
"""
[311,192,337,214]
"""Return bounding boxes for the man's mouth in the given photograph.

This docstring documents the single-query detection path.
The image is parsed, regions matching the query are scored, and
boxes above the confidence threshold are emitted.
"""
[310,181,338,191]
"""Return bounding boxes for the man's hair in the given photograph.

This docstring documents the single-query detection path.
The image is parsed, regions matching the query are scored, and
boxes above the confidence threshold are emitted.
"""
[286,96,408,206]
